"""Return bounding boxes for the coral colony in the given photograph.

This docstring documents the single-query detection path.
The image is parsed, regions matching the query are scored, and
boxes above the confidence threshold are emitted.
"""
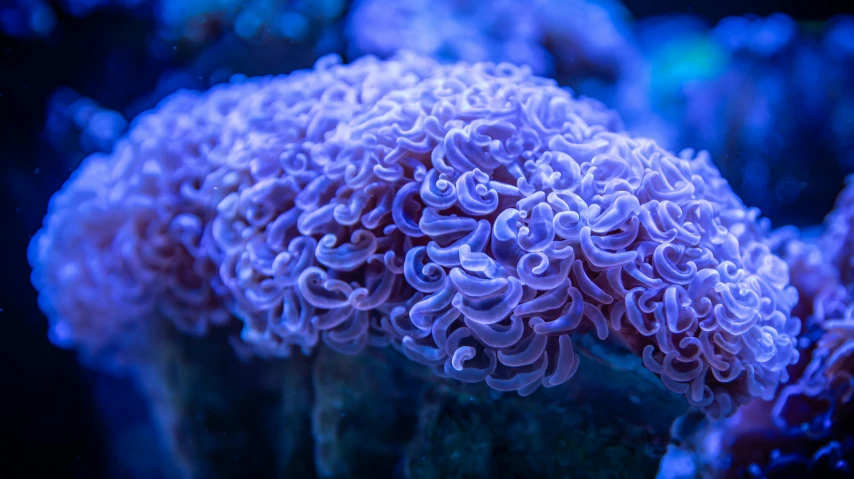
[657,187,854,478]
[23,13,854,479]
[346,0,638,80]
[631,13,854,224]
[1,0,346,43]
[31,53,801,418]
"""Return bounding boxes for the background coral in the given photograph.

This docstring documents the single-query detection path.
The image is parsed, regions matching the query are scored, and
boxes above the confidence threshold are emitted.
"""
[631,13,854,226]
[0,0,347,44]
[345,0,644,104]
[657,178,854,478]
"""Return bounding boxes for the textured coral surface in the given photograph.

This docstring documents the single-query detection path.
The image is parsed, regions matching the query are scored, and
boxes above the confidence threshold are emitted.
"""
[658,180,854,478]
[30,53,801,418]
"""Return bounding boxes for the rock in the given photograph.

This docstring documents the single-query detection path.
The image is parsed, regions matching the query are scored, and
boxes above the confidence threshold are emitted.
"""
[124,322,687,478]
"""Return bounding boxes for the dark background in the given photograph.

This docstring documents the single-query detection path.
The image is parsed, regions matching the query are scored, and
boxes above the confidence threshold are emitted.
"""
[2,1,853,477]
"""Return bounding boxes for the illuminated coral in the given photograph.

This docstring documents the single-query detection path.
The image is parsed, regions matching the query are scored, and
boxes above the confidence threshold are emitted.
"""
[767,226,837,319]
[345,0,652,143]
[28,82,250,362]
[661,181,854,478]
[1,0,57,37]
[1,0,345,43]
[723,282,854,478]
[345,0,641,85]
[44,88,128,160]
[30,54,799,416]
[156,0,347,44]
[631,14,854,225]
[823,176,854,286]
[346,0,553,74]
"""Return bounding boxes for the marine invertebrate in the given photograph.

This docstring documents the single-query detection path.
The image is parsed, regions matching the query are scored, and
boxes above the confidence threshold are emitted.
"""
[1,0,345,43]
[30,53,800,417]
[347,0,652,139]
[749,180,854,475]
[746,181,854,474]
[1,0,57,37]
[719,282,854,479]
[823,176,854,286]
[774,284,854,437]
[345,0,644,93]
[631,13,854,225]
[156,0,347,44]
[28,81,249,363]
[657,182,854,478]
[767,226,837,319]
[44,88,128,161]
[346,0,553,75]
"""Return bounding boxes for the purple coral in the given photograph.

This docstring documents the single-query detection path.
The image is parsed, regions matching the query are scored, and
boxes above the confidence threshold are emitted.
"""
[345,0,642,85]
[772,177,854,439]
[28,84,248,362]
[774,285,854,434]
[712,13,797,57]
[345,0,554,75]
[30,53,799,416]
[767,226,837,319]
[822,176,854,286]
[714,281,854,478]
[44,88,128,159]
[673,181,854,478]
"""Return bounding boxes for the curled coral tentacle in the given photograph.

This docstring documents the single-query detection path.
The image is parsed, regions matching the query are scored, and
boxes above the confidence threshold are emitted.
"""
[30,53,799,417]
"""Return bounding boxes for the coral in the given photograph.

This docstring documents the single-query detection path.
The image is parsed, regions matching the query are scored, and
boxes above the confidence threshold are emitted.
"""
[28,83,247,364]
[345,0,553,75]
[823,176,854,286]
[345,0,641,85]
[44,88,128,162]
[775,285,854,437]
[631,14,854,225]
[767,226,837,319]
[156,0,347,44]
[345,0,651,139]
[658,181,854,478]
[0,0,345,43]
[30,53,800,417]
[1,0,57,37]
[721,282,854,478]
[746,182,854,477]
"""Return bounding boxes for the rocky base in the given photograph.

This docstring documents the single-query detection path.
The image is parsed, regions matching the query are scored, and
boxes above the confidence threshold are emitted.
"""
[119,319,688,478]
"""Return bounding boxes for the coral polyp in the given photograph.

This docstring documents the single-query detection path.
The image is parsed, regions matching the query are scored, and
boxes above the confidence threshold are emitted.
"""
[29,53,800,417]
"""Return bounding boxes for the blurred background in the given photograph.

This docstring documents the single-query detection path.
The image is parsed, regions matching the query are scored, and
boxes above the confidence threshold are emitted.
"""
[1,0,853,477]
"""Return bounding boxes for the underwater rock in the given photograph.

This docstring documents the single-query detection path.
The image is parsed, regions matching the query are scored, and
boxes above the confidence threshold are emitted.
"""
[133,317,315,479]
[403,332,687,479]
[126,317,685,478]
